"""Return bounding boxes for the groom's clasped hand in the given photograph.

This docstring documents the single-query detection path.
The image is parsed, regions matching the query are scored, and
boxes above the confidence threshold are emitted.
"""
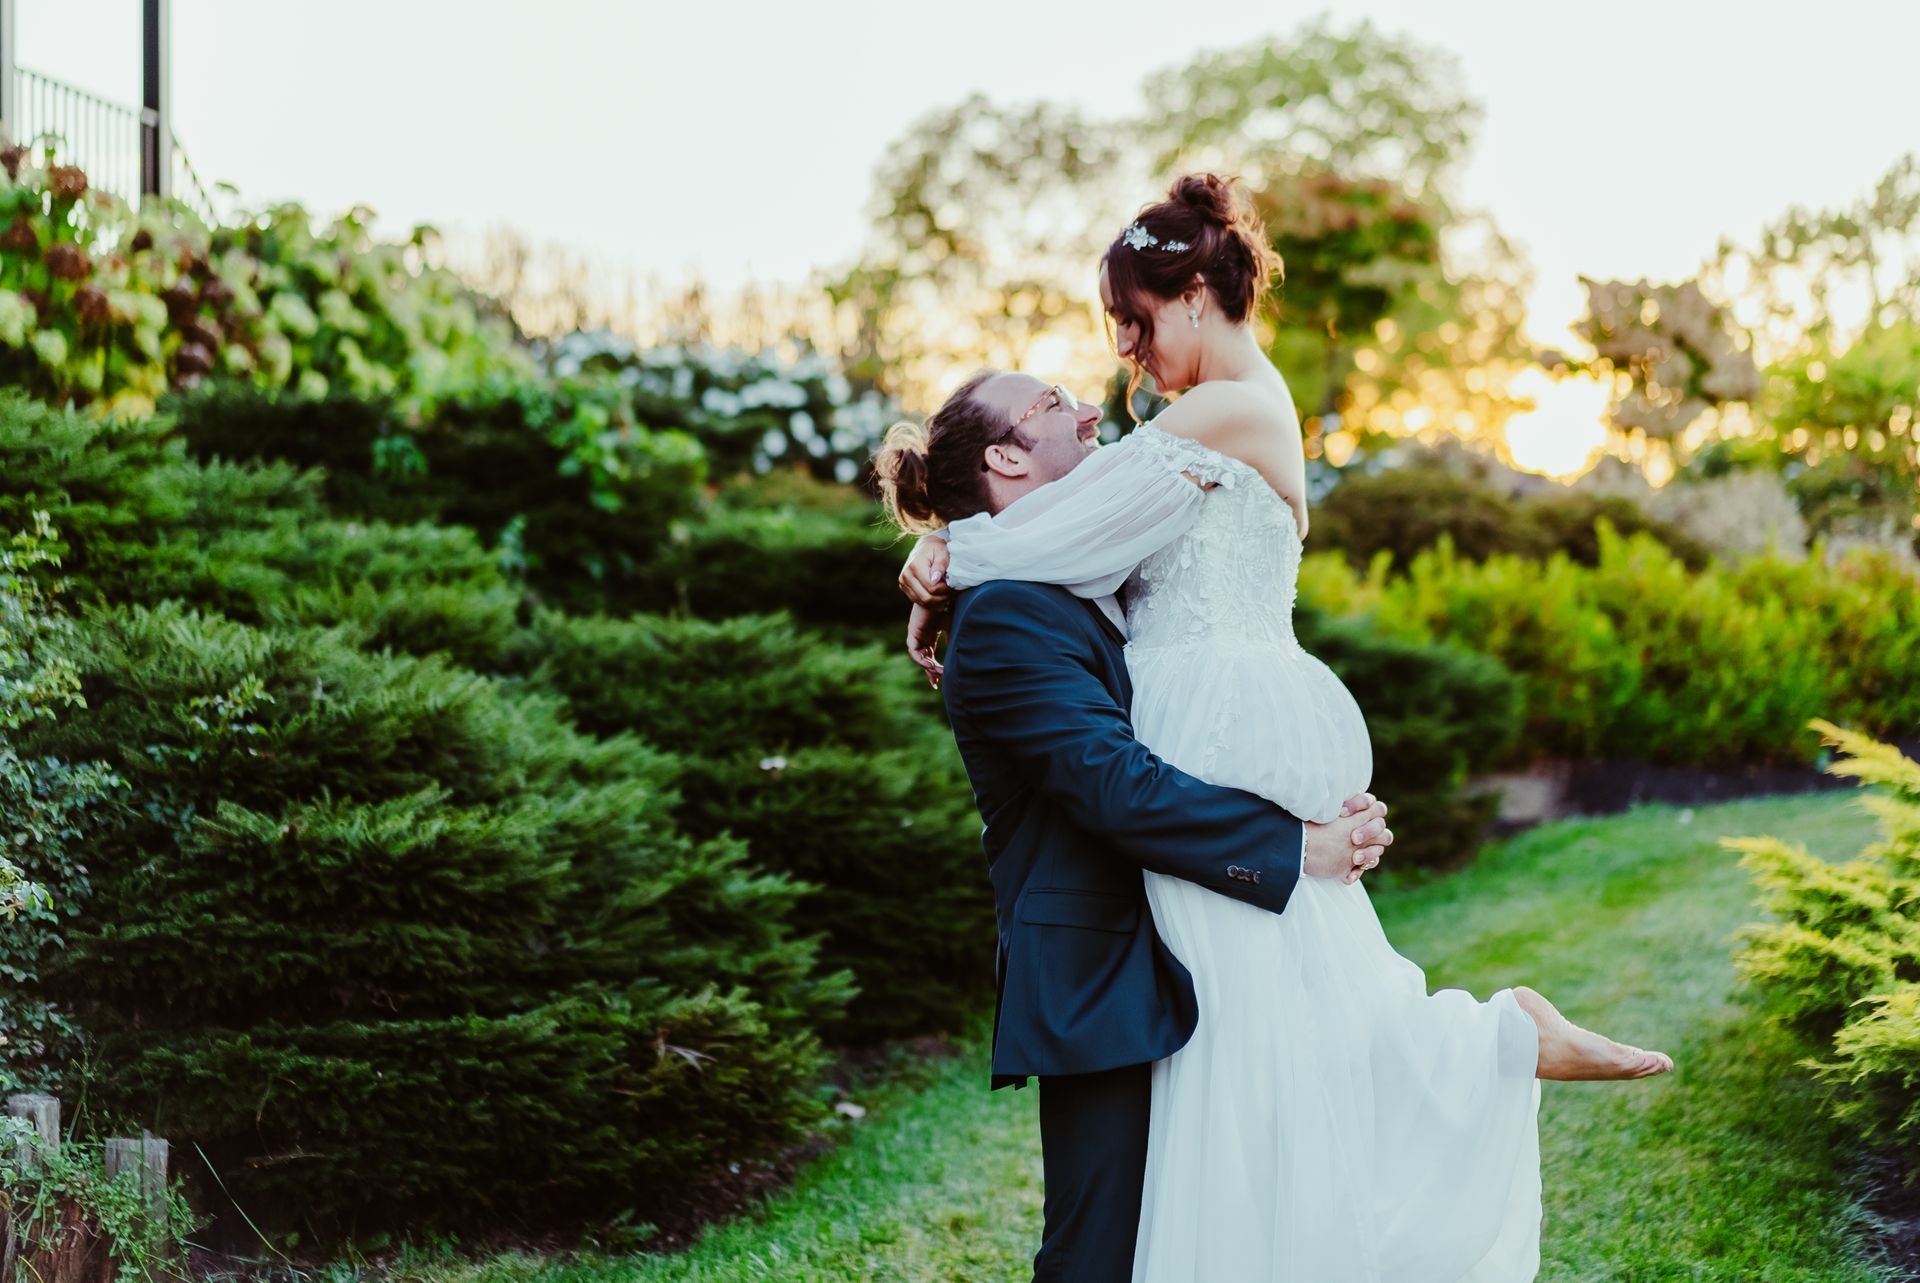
[1310,790,1392,884]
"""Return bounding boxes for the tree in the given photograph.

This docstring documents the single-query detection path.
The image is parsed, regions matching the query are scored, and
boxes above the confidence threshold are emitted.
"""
[829,95,1128,410]
[1741,323,1920,554]
[1253,174,1440,419]
[1710,152,1920,357]
[1140,22,1532,453]
[1563,277,1761,454]
[1623,155,1920,551]
[835,21,1534,450]
[1138,18,1478,201]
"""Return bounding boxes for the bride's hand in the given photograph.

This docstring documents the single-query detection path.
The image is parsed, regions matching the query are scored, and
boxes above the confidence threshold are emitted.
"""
[899,535,952,607]
[1304,796,1391,883]
[906,602,950,688]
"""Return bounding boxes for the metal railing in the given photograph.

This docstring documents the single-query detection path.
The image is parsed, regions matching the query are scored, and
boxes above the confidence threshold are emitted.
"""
[9,65,219,225]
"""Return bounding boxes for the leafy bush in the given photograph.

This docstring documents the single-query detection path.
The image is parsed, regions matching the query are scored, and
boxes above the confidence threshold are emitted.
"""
[1311,464,1710,570]
[0,146,521,416]
[0,1125,200,1283]
[168,379,899,631]
[1298,527,1920,766]
[511,610,991,1041]
[1729,722,1920,1176]
[166,382,707,615]
[1295,606,1521,865]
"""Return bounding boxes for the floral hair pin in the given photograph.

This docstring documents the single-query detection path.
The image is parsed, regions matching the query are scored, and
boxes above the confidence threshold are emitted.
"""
[1121,222,1190,252]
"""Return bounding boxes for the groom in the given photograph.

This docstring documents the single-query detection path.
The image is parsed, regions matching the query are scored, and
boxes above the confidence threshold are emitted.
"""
[893,371,1393,1282]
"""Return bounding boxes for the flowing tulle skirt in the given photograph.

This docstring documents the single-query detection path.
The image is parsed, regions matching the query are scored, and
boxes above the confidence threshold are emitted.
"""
[1126,640,1543,1283]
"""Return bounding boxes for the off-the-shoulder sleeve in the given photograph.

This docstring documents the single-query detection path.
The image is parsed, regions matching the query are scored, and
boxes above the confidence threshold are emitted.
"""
[942,425,1230,598]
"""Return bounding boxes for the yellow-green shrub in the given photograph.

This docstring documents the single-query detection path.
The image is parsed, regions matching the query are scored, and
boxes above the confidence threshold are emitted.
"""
[1298,528,1920,766]
[1729,722,1920,1168]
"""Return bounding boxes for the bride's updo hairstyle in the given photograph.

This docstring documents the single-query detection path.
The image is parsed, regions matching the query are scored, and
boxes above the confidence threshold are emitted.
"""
[874,369,1014,535]
[1103,173,1283,411]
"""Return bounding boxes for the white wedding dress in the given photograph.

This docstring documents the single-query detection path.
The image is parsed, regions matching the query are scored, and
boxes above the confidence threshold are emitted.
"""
[942,421,1543,1282]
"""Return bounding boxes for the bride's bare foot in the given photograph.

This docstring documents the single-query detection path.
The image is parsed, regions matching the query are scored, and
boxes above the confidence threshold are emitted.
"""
[1513,985,1675,1081]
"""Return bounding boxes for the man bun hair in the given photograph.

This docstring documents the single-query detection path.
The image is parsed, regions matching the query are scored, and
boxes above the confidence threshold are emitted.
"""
[872,369,1005,535]
[874,420,937,531]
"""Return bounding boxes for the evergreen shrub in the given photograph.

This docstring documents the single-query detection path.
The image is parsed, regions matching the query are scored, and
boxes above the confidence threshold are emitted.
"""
[1730,721,1920,1177]
[633,501,904,634]
[0,515,124,1092]
[1295,606,1521,865]
[513,609,991,1041]
[166,387,902,631]
[167,383,706,615]
[12,601,848,1236]
[0,396,520,667]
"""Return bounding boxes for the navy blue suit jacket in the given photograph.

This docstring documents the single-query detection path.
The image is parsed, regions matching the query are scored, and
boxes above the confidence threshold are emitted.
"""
[941,579,1305,1089]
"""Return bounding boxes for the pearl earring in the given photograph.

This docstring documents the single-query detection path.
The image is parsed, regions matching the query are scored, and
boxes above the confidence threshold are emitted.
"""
[1189,310,1200,328]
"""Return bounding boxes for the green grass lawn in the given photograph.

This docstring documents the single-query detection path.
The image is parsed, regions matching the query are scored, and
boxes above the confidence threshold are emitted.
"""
[394,794,1896,1283]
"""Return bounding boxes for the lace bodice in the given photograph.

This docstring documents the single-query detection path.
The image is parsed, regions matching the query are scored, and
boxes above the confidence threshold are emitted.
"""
[1121,424,1303,654]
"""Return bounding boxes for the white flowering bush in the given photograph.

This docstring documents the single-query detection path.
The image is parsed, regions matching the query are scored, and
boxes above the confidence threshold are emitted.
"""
[547,330,900,484]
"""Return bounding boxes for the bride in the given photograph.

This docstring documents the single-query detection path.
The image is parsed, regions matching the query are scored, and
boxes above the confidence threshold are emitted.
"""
[888,174,1674,1281]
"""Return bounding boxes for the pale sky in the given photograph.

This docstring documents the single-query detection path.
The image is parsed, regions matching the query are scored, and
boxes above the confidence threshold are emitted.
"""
[19,1,1919,354]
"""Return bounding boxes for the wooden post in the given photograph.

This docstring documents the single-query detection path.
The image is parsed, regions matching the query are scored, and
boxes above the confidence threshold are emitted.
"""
[139,0,170,201]
[104,1133,170,1220]
[5,1092,59,1172]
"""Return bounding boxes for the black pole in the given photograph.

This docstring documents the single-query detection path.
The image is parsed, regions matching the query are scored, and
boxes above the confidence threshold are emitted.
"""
[139,0,169,199]
[0,0,16,146]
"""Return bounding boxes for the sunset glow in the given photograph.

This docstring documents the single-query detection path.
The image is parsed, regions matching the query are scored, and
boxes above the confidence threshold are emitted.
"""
[1500,369,1612,479]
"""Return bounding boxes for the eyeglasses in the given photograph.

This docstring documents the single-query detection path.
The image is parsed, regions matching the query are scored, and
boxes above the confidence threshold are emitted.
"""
[982,384,1082,471]
[1015,383,1080,428]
